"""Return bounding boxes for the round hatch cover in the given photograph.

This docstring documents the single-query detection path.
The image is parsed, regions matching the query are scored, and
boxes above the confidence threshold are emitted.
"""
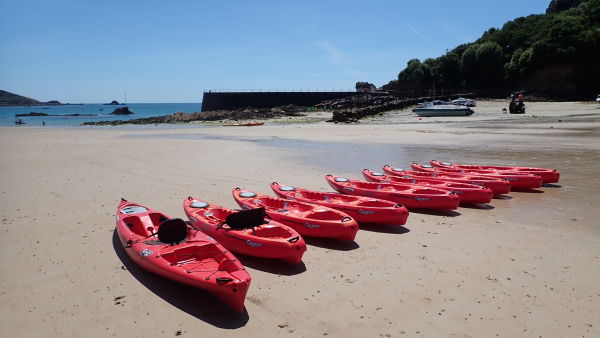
[120,206,148,214]
[190,201,209,208]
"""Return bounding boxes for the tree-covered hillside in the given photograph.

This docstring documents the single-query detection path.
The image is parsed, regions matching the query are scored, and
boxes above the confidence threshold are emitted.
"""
[381,0,600,99]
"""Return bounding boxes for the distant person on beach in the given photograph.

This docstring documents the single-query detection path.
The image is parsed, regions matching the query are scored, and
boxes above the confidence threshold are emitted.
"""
[42,121,45,126]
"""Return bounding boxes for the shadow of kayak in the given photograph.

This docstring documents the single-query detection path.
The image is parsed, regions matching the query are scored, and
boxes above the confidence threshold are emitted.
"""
[236,254,307,276]
[358,223,410,234]
[112,230,249,328]
[303,237,360,251]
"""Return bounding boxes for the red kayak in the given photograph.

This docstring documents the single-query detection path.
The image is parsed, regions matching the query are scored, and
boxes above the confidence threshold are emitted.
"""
[362,169,493,204]
[115,199,250,313]
[382,165,511,195]
[183,197,306,263]
[430,160,560,183]
[233,188,359,241]
[270,182,409,225]
[325,175,460,210]
[412,162,543,190]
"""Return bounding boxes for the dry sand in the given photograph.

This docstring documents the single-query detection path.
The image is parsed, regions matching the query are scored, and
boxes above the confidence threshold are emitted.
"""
[1,101,599,337]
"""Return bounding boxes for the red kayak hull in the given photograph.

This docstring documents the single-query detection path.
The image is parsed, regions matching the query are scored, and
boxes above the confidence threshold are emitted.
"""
[427,161,543,189]
[232,188,359,241]
[115,200,250,313]
[183,197,306,263]
[362,169,493,204]
[388,165,511,195]
[325,175,460,210]
[431,161,560,183]
[270,182,409,225]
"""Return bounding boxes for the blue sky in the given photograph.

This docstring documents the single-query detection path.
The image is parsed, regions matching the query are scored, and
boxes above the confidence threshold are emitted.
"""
[0,0,549,103]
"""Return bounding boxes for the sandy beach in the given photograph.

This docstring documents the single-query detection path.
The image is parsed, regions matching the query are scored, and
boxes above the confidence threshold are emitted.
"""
[1,100,599,337]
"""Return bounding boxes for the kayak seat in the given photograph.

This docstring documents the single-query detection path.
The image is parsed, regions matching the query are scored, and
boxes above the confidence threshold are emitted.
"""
[157,218,189,245]
[225,207,267,230]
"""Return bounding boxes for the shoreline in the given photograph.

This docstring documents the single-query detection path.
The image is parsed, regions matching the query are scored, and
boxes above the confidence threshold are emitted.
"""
[1,100,599,337]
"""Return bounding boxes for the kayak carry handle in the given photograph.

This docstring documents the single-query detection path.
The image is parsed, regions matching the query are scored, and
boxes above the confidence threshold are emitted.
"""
[272,181,279,185]
[341,216,352,222]
[288,236,300,243]
[187,196,193,200]
[394,203,404,208]
[235,187,241,191]
[216,277,233,284]
[121,198,127,202]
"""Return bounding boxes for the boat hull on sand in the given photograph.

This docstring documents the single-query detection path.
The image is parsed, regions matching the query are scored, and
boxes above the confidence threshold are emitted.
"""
[424,161,543,190]
[431,161,559,183]
[382,165,511,195]
[362,169,493,204]
[232,188,359,241]
[270,182,409,225]
[325,175,460,210]
[184,197,306,263]
[116,199,250,313]
[412,106,474,117]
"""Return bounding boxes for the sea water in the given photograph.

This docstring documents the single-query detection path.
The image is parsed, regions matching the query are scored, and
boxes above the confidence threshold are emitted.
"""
[0,103,201,127]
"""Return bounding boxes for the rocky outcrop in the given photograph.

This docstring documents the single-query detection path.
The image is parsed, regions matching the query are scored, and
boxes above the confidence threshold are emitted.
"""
[16,112,49,117]
[82,105,306,126]
[110,107,133,115]
[16,112,97,117]
[355,82,377,92]
[104,100,122,105]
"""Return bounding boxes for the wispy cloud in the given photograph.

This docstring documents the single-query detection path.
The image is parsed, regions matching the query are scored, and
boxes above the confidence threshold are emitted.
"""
[442,26,471,44]
[406,24,435,46]
[316,40,364,77]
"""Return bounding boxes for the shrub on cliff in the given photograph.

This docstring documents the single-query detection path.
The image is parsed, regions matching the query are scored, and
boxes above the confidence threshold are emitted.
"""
[382,0,600,99]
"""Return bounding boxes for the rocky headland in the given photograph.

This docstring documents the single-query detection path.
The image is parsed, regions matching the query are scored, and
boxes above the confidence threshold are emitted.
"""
[0,90,63,106]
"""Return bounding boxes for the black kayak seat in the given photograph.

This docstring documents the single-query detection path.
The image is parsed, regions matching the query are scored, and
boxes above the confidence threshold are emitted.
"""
[225,207,266,230]
[157,218,189,244]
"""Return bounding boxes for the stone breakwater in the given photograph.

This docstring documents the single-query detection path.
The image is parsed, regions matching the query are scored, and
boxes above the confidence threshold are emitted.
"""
[81,105,306,126]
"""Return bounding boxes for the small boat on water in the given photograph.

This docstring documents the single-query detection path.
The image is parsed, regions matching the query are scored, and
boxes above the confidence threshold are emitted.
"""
[115,199,251,312]
[15,117,26,125]
[413,104,474,117]
[183,197,307,263]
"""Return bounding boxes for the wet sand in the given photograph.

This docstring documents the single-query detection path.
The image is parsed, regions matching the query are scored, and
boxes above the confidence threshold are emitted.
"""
[1,101,599,337]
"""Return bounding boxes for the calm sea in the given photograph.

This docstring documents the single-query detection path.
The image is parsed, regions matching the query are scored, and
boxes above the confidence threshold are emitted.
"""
[1,103,201,127]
